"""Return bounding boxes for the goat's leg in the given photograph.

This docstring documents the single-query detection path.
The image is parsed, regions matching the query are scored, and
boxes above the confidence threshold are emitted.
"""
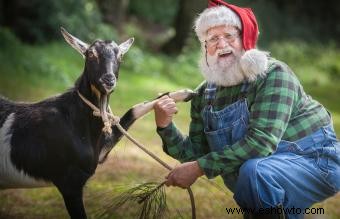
[54,166,91,219]
[130,89,197,120]
[110,108,135,142]
[98,108,137,163]
[61,190,86,219]
[111,88,197,140]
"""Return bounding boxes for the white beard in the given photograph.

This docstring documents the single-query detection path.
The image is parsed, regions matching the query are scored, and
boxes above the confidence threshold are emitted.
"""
[199,48,246,87]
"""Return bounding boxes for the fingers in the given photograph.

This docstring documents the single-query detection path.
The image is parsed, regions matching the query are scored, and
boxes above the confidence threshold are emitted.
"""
[155,96,177,113]
[164,169,187,189]
[164,162,202,189]
[165,176,186,188]
[165,173,173,187]
[165,170,177,187]
[154,95,178,128]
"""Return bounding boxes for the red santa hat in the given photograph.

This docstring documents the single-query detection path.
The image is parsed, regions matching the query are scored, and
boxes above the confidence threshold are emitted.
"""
[202,0,259,50]
[195,0,268,82]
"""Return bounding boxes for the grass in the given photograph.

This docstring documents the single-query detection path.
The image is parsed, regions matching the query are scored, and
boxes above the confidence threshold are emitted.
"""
[0,29,339,218]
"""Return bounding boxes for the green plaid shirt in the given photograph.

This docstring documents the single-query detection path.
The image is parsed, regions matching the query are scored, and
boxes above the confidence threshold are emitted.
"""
[157,58,331,179]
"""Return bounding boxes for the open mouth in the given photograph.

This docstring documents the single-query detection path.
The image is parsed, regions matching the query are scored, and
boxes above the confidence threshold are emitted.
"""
[218,50,233,59]
[103,83,115,93]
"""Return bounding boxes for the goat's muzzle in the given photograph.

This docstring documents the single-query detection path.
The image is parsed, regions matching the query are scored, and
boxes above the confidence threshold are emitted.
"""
[100,74,116,93]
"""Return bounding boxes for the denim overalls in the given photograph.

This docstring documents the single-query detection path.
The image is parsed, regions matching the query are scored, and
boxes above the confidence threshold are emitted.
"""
[202,82,250,191]
[202,82,340,218]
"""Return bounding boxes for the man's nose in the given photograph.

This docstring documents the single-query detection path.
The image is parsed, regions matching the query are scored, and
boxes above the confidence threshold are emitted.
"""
[216,38,228,49]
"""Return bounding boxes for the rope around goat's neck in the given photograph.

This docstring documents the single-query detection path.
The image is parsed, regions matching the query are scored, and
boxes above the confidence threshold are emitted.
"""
[77,90,196,219]
[77,90,116,134]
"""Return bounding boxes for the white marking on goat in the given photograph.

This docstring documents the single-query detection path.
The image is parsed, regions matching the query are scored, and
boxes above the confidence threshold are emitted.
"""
[0,113,50,189]
[131,101,156,119]
[131,89,195,119]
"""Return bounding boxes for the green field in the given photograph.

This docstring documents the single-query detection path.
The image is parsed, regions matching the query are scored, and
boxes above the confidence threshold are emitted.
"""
[0,30,339,218]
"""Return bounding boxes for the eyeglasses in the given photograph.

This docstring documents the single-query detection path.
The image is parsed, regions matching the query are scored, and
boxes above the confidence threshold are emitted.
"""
[205,32,240,47]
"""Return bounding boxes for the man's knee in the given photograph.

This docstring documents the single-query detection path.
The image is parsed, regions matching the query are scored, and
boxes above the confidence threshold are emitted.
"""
[234,159,262,209]
[234,158,285,210]
[238,158,259,182]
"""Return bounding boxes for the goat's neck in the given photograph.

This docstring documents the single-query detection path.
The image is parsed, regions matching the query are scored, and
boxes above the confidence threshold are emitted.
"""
[76,74,100,109]
[74,74,104,139]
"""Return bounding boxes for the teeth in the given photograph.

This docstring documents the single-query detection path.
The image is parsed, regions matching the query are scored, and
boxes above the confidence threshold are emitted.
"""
[218,50,232,56]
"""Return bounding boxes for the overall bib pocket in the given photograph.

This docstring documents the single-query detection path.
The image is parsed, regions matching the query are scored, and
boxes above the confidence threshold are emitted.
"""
[204,116,248,152]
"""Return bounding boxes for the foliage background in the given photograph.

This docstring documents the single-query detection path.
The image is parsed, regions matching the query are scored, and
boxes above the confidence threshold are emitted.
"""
[0,0,339,218]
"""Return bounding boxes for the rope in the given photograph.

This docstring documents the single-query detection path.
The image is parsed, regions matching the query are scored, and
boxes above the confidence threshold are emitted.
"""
[78,91,196,219]
[77,91,118,134]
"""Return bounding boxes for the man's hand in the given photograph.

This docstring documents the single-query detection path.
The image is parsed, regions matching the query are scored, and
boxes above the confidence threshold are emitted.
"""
[153,95,178,128]
[165,161,204,189]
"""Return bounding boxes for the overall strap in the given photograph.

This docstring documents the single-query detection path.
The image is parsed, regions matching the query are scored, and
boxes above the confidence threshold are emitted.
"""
[204,82,217,105]
[239,81,250,99]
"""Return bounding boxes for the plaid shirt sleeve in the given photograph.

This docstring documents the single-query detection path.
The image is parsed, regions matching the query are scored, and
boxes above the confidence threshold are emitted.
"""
[197,66,300,178]
[158,66,301,179]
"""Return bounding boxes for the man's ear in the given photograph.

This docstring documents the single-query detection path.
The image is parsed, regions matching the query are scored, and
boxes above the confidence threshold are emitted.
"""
[118,38,134,59]
[60,27,89,58]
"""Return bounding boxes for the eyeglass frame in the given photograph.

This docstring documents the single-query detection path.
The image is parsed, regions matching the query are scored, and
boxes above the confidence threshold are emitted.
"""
[205,30,241,47]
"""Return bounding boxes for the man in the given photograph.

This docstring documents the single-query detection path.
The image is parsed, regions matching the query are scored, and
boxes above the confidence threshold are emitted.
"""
[154,0,340,218]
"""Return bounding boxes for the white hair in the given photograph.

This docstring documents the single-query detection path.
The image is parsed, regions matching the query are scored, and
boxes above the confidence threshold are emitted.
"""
[195,6,241,42]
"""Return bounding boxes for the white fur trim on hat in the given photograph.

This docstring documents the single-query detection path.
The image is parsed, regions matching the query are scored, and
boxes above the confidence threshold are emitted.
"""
[240,49,269,82]
[195,6,242,42]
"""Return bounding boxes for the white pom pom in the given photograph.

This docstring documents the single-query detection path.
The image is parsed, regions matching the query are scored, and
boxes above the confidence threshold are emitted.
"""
[240,49,269,82]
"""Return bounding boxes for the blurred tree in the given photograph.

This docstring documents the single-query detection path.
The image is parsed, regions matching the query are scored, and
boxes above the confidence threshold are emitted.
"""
[161,0,206,55]
[271,0,340,42]
[128,0,179,26]
[2,0,339,46]
[2,0,56,43]
[0,0,3,25]
[1,0,116,43]
[96,0,129,30]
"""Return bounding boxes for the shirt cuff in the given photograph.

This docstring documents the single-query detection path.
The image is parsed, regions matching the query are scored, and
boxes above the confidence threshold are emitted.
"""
[156,122,180,154]
[156,122,175,137]
[197,154,224,179]
[197,148,242,179]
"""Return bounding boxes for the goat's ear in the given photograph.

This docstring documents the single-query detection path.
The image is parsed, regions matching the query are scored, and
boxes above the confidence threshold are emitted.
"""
[60,27,89,58]
[118,38,134,57]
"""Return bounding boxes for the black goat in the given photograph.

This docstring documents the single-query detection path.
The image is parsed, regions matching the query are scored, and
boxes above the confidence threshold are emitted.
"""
[0,28,195,218]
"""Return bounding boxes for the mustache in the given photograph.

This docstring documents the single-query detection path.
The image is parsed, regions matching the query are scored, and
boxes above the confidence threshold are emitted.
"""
[207,48,234,61]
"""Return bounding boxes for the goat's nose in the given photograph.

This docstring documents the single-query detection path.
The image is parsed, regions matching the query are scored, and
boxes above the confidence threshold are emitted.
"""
[101,74,115,87]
